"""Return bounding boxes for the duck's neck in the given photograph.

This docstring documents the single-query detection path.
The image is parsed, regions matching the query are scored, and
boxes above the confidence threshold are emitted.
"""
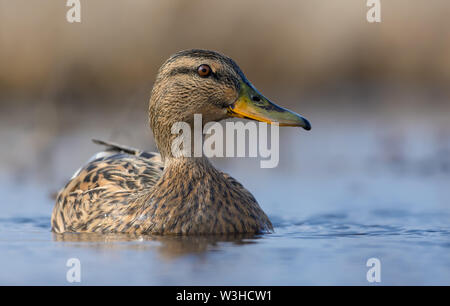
[154,124,212,166]
[150,111,218,185]
[163,156,217,180]
[150,115,199,162]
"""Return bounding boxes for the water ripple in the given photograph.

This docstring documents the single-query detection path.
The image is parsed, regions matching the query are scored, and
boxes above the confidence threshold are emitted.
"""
[272,214,450,243]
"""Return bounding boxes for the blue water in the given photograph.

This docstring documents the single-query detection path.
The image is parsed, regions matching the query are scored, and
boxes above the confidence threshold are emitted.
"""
[0,109,449,285]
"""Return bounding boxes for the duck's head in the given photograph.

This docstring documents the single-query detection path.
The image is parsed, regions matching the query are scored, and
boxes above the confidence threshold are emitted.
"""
[149,49,311,159]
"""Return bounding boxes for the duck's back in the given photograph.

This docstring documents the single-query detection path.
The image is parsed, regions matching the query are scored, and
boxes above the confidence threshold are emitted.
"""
[51,140,164,233]
[52,140,273,235]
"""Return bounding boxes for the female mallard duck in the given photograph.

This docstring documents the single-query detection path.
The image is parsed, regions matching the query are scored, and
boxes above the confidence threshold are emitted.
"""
[51,49,311,235]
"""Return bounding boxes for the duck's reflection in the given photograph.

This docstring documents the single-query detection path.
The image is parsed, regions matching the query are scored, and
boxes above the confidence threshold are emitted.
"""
[53,232,262,259]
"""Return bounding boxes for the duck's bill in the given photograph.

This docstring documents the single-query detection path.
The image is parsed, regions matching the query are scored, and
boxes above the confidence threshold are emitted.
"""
[227,81,311,130]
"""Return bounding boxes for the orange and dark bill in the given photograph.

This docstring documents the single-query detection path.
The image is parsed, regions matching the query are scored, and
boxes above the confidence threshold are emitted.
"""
[228,81,311,130]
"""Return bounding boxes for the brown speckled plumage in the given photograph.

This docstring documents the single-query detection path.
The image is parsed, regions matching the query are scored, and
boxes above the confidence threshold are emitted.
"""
[52,49,310,235]
[52,140,271,234]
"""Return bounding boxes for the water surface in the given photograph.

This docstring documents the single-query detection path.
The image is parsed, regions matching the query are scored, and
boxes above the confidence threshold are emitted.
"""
[0,107,449,285]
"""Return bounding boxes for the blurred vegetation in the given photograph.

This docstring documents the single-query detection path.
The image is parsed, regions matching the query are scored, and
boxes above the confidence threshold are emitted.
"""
[0,0,450,189]
[0,0,450,107]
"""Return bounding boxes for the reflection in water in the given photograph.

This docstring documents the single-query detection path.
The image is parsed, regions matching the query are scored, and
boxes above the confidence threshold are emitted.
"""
[53,232,261,259]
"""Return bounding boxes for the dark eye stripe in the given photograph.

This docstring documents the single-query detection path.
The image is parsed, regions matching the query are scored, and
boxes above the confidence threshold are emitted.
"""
[167,67,195,77]
[166,66,237,88]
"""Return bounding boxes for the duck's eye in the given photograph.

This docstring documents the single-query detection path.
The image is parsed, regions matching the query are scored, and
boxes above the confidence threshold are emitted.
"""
[197,64,212,77]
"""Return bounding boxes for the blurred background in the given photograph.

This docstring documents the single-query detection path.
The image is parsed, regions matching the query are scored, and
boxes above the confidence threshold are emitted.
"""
[1,0,450,183]
[0,0,449,285]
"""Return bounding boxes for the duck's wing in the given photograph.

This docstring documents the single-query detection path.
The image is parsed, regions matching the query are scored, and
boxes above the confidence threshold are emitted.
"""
[51,140,163,233]
[91,138,160,162]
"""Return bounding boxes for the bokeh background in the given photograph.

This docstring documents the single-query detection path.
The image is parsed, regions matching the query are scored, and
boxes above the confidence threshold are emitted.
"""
[1,0,450,183]
[1,0,450,182]
[0,0,449,285]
